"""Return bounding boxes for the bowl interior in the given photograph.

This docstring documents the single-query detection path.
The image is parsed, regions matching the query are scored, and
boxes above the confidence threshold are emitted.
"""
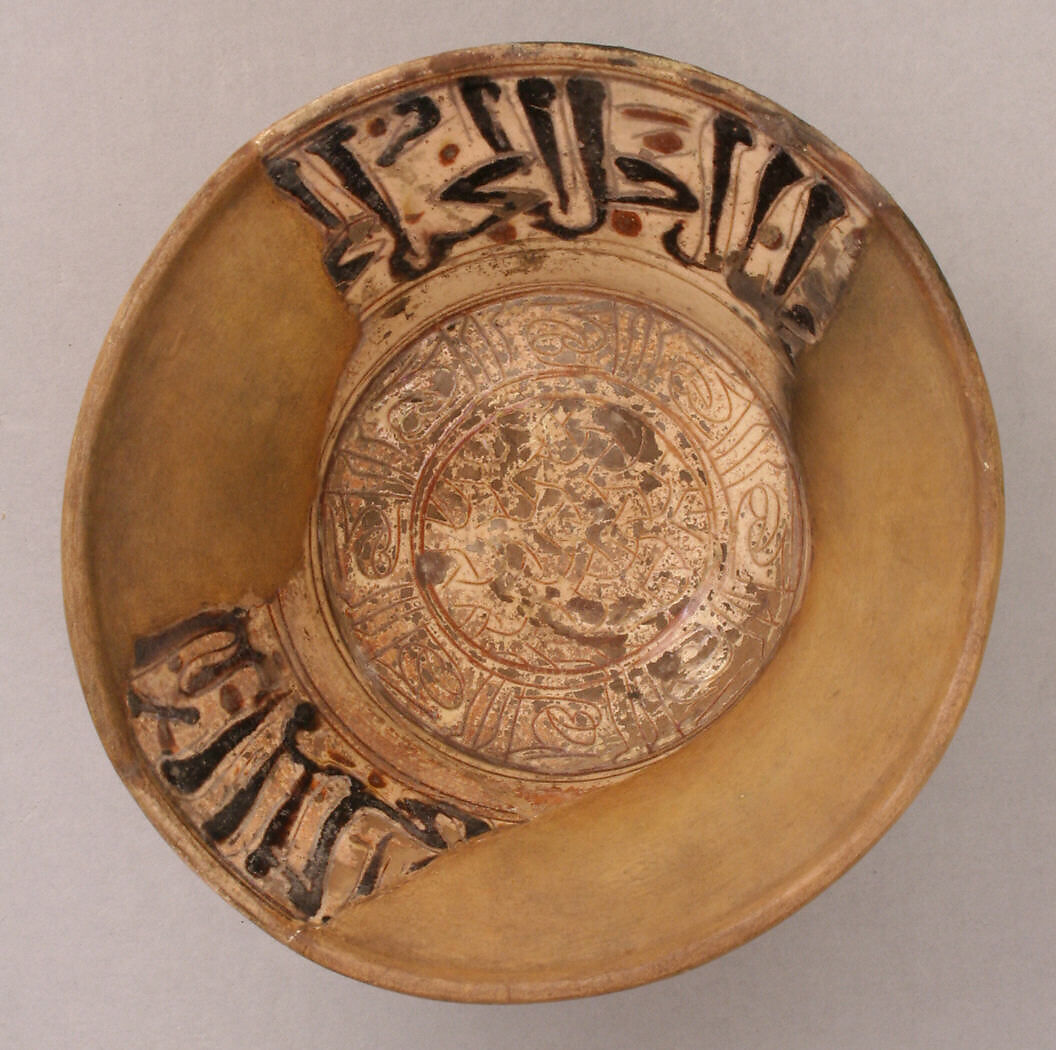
[64,45,1001,1001]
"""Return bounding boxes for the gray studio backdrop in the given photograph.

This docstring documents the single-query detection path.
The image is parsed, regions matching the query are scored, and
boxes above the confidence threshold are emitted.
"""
[2,2,1053,1048]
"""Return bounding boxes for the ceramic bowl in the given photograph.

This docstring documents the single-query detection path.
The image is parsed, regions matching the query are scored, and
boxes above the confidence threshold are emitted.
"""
[63,43,1002,1001]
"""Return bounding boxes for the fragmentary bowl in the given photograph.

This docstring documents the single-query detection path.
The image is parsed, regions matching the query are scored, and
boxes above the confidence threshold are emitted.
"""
[63,43,1002,1001]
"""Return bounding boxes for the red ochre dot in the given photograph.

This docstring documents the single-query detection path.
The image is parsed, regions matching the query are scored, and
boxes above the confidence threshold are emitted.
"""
[643,130,683,154]
[487,222,518,243]
[611,209,643,236]
[439,143,460,165]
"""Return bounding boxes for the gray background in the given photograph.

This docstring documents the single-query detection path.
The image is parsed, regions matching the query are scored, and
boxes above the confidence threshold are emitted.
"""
[2,2,1053,1047]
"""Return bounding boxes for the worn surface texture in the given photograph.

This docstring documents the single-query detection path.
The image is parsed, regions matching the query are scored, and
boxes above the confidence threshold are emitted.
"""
[6,2,1048,1042]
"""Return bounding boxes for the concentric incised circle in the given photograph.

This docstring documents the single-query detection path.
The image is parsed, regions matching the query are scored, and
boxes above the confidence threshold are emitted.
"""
[412,374,720,677]
[319,293,806,775]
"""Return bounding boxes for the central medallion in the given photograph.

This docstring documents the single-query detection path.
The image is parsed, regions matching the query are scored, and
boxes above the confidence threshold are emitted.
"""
[411,373,720,678]
[319,293,806,775]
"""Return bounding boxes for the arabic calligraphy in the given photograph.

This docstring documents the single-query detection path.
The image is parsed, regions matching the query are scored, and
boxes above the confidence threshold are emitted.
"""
[264,70,867,358]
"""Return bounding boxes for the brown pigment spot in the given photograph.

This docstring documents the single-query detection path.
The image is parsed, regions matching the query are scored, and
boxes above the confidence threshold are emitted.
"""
[439,143,460,165]
[623,106,689,126]
[643,130,683,154]
[611,209,642,236]
[758,224,783,250]
[219,683,243,713]
[487,222,517,243]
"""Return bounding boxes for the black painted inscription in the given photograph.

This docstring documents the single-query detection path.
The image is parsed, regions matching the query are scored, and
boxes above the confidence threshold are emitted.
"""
[264,71,865,357]
[127,607,494,920]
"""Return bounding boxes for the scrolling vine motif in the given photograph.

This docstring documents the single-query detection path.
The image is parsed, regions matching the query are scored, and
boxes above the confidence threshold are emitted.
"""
[319,294,807,775]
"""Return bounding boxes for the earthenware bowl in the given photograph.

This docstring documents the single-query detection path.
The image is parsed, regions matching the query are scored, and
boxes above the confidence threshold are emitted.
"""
[63,43,1002,1001]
